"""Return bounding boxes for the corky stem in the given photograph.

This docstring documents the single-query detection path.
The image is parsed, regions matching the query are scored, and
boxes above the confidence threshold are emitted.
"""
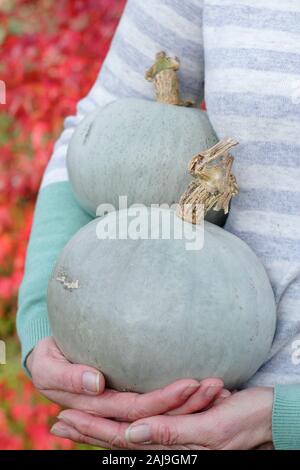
[145,51,193,107]
[176,138,239,225]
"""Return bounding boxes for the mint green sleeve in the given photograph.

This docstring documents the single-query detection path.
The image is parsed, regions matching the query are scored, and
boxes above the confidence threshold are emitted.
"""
[272,384,300,449]
[17,182,92,367]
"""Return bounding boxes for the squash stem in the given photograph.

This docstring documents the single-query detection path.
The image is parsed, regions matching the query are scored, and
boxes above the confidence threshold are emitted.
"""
[176,138,239,224]
[145,51,193,107]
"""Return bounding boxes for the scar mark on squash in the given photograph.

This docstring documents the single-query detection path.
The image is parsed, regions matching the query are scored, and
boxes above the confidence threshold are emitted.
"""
[83,121,94,145]
[56,271,79,291]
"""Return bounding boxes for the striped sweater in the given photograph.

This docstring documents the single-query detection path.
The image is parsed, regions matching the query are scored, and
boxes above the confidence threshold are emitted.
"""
[17,0,300,449]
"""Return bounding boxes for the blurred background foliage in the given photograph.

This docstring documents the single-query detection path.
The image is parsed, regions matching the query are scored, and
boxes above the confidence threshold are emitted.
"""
[0,0,125,449]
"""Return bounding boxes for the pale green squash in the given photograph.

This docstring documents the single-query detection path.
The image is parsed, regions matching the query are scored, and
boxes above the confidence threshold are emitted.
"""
[67,98,220,220]
[67,51,231,226]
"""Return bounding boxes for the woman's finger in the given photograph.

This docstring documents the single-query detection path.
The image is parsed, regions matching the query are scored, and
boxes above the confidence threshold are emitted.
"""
[212,390,232,407]
[51,421,110,449]
[56,410,130,448]
[46,379,204,421]
[29,337,106,396]
[58,408,213,447]
[167,379,225,415]
[51,419,207,450]
[125,413,214,446]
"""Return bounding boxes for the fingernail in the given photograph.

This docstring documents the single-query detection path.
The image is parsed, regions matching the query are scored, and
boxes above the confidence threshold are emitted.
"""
[57,411,68,421]
[82,371,100,393]
[181,383,201,400]
[51,423,70,438]
[220,390,231,399]
[205,385,220,398]
[125,424,152,444]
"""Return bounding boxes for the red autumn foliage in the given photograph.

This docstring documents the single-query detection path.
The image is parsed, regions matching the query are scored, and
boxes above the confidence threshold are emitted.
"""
[0,0,125,450]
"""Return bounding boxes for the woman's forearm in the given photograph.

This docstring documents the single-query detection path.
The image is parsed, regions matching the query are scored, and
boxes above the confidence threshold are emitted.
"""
[17,182,93,368]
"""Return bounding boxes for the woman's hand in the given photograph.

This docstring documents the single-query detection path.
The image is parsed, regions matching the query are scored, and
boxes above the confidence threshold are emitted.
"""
[51,387,273,450]
[28,337,227,425]
[123,387,273,450]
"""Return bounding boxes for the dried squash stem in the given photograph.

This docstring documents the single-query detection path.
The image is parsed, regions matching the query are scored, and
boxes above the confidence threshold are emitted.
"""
[177,138,239,224]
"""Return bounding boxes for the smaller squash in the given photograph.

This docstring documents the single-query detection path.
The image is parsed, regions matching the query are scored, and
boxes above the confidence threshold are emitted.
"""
[67,52,231,225]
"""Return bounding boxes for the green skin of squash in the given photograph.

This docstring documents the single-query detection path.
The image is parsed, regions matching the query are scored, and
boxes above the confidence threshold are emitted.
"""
[47,208,276,393]
[66,98,229,226]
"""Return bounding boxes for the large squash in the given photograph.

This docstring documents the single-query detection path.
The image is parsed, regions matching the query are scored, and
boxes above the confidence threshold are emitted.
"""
[47,207,276,392]
[67,52,224,224]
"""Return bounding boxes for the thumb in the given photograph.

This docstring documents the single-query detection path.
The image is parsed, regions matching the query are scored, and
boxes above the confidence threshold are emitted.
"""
[43,361,105,395]
[30,337,105,395]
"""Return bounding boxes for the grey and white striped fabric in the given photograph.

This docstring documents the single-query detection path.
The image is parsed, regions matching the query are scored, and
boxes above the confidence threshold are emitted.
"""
[41,0,300,387]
